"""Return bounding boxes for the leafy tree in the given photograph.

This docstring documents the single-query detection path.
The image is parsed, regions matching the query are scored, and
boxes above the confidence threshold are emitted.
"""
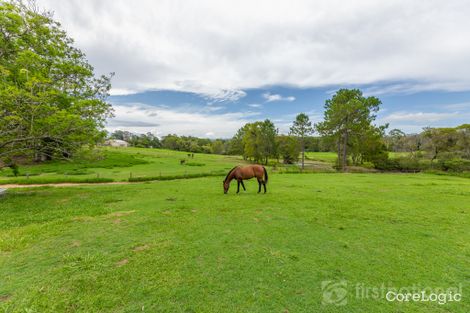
[402,134,422,157]
[239,120,278,164]
[161,134,180,150]
[0,1,113,163]
[350,125,388,165]
[386,129,406,152]
[276,135,300,164]
[258,119,278,164]
[228,124,249,156]
[315,89,383,171]
[290,113,314,170]
[456,124,470,159]
[422,127,458,164]
[211,139,225,154]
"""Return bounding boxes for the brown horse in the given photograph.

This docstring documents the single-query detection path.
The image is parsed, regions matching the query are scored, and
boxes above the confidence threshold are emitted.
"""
[223,165,268,194]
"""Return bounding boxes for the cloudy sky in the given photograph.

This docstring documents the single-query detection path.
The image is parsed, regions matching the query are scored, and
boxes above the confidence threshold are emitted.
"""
[39,0,470,137]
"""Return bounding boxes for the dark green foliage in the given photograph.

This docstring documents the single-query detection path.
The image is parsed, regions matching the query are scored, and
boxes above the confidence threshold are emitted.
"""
[289,113,314,169]
[157,134,229,154]
[373,156,423,172]
[234,120,278,164]
[184,162,205,167]
[438,158,470,172]
[276,135,300,164]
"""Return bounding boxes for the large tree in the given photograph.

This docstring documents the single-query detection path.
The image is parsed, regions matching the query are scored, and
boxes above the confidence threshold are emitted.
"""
[276,135,300,164]
[0,1,113,164]
[315,89,383,171]
[290,113,314,170]
[235,120,278,164]
[422,127,458,164]
[456,124,470,159]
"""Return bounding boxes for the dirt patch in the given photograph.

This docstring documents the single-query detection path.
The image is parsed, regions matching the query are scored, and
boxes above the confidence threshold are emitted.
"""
[70,240,81,247]
[133,245,150,252]
[116,259,129,267]
[56,198,71,204]
[72,216,95,222]
[0,294,11,302]
[108,210,136,217]
[112,218,122,224]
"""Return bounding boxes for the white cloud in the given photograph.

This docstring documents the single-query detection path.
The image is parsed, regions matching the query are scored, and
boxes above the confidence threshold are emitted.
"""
[38,0,470,96]
[107,103,260,138]
[247,103,262,108]
[444,102,470,110]
[383,111,460,122]
[262,92,296,102]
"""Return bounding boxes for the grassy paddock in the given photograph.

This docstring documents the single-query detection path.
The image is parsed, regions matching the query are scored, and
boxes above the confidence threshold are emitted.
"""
[0,173,468,312]
[0,148,247,185]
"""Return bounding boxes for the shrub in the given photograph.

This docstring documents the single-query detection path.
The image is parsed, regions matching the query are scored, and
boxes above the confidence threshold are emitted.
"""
[373,156,423,172]
[185,162,205,167]
[438,158,470,172]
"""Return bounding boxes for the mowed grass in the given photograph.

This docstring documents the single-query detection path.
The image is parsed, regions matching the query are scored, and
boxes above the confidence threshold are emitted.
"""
[304,152,337,163]
[0,173,469,312]
[0,148,246,184]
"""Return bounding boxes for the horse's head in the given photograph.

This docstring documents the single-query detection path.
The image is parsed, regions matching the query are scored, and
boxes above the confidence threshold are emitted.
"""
[223,180,230,194]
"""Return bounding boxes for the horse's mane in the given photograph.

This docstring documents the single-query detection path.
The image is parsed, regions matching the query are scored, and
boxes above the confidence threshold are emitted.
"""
[224,166,238,182]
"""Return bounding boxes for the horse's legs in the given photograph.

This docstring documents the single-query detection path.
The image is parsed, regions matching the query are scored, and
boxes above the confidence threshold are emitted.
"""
[263,181,267,193]
[240,180,246,191]
[257,179,261,193]
[237,180,240,193]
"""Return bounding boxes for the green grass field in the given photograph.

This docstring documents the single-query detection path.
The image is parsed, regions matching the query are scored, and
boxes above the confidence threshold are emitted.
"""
[0,148,247,185]
[304,152,337,163]
[1,172,468,312]
[0,148,341,185]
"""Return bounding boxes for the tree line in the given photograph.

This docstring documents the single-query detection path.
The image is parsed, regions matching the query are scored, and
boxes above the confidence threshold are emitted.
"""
[110,87,470,173]
[109,89,389,171]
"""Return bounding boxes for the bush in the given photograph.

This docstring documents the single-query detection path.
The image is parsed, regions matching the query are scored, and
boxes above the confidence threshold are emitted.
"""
[373,156,423,172]
[438,158,470,172]
[185,162,205,167]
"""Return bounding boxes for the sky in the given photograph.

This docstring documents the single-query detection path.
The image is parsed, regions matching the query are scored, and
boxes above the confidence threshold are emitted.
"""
[38,0,470,138]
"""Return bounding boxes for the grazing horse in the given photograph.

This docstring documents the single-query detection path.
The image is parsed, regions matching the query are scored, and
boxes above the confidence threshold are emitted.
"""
[223,165,268,194]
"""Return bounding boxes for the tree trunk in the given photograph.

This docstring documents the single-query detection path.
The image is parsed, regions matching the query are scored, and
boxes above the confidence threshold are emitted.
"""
[301,137,305,171]
[342,132,348,171]
[337,138,342,171]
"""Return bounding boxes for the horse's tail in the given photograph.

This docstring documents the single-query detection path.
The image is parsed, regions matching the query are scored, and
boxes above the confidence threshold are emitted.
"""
[263,166,268,183]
